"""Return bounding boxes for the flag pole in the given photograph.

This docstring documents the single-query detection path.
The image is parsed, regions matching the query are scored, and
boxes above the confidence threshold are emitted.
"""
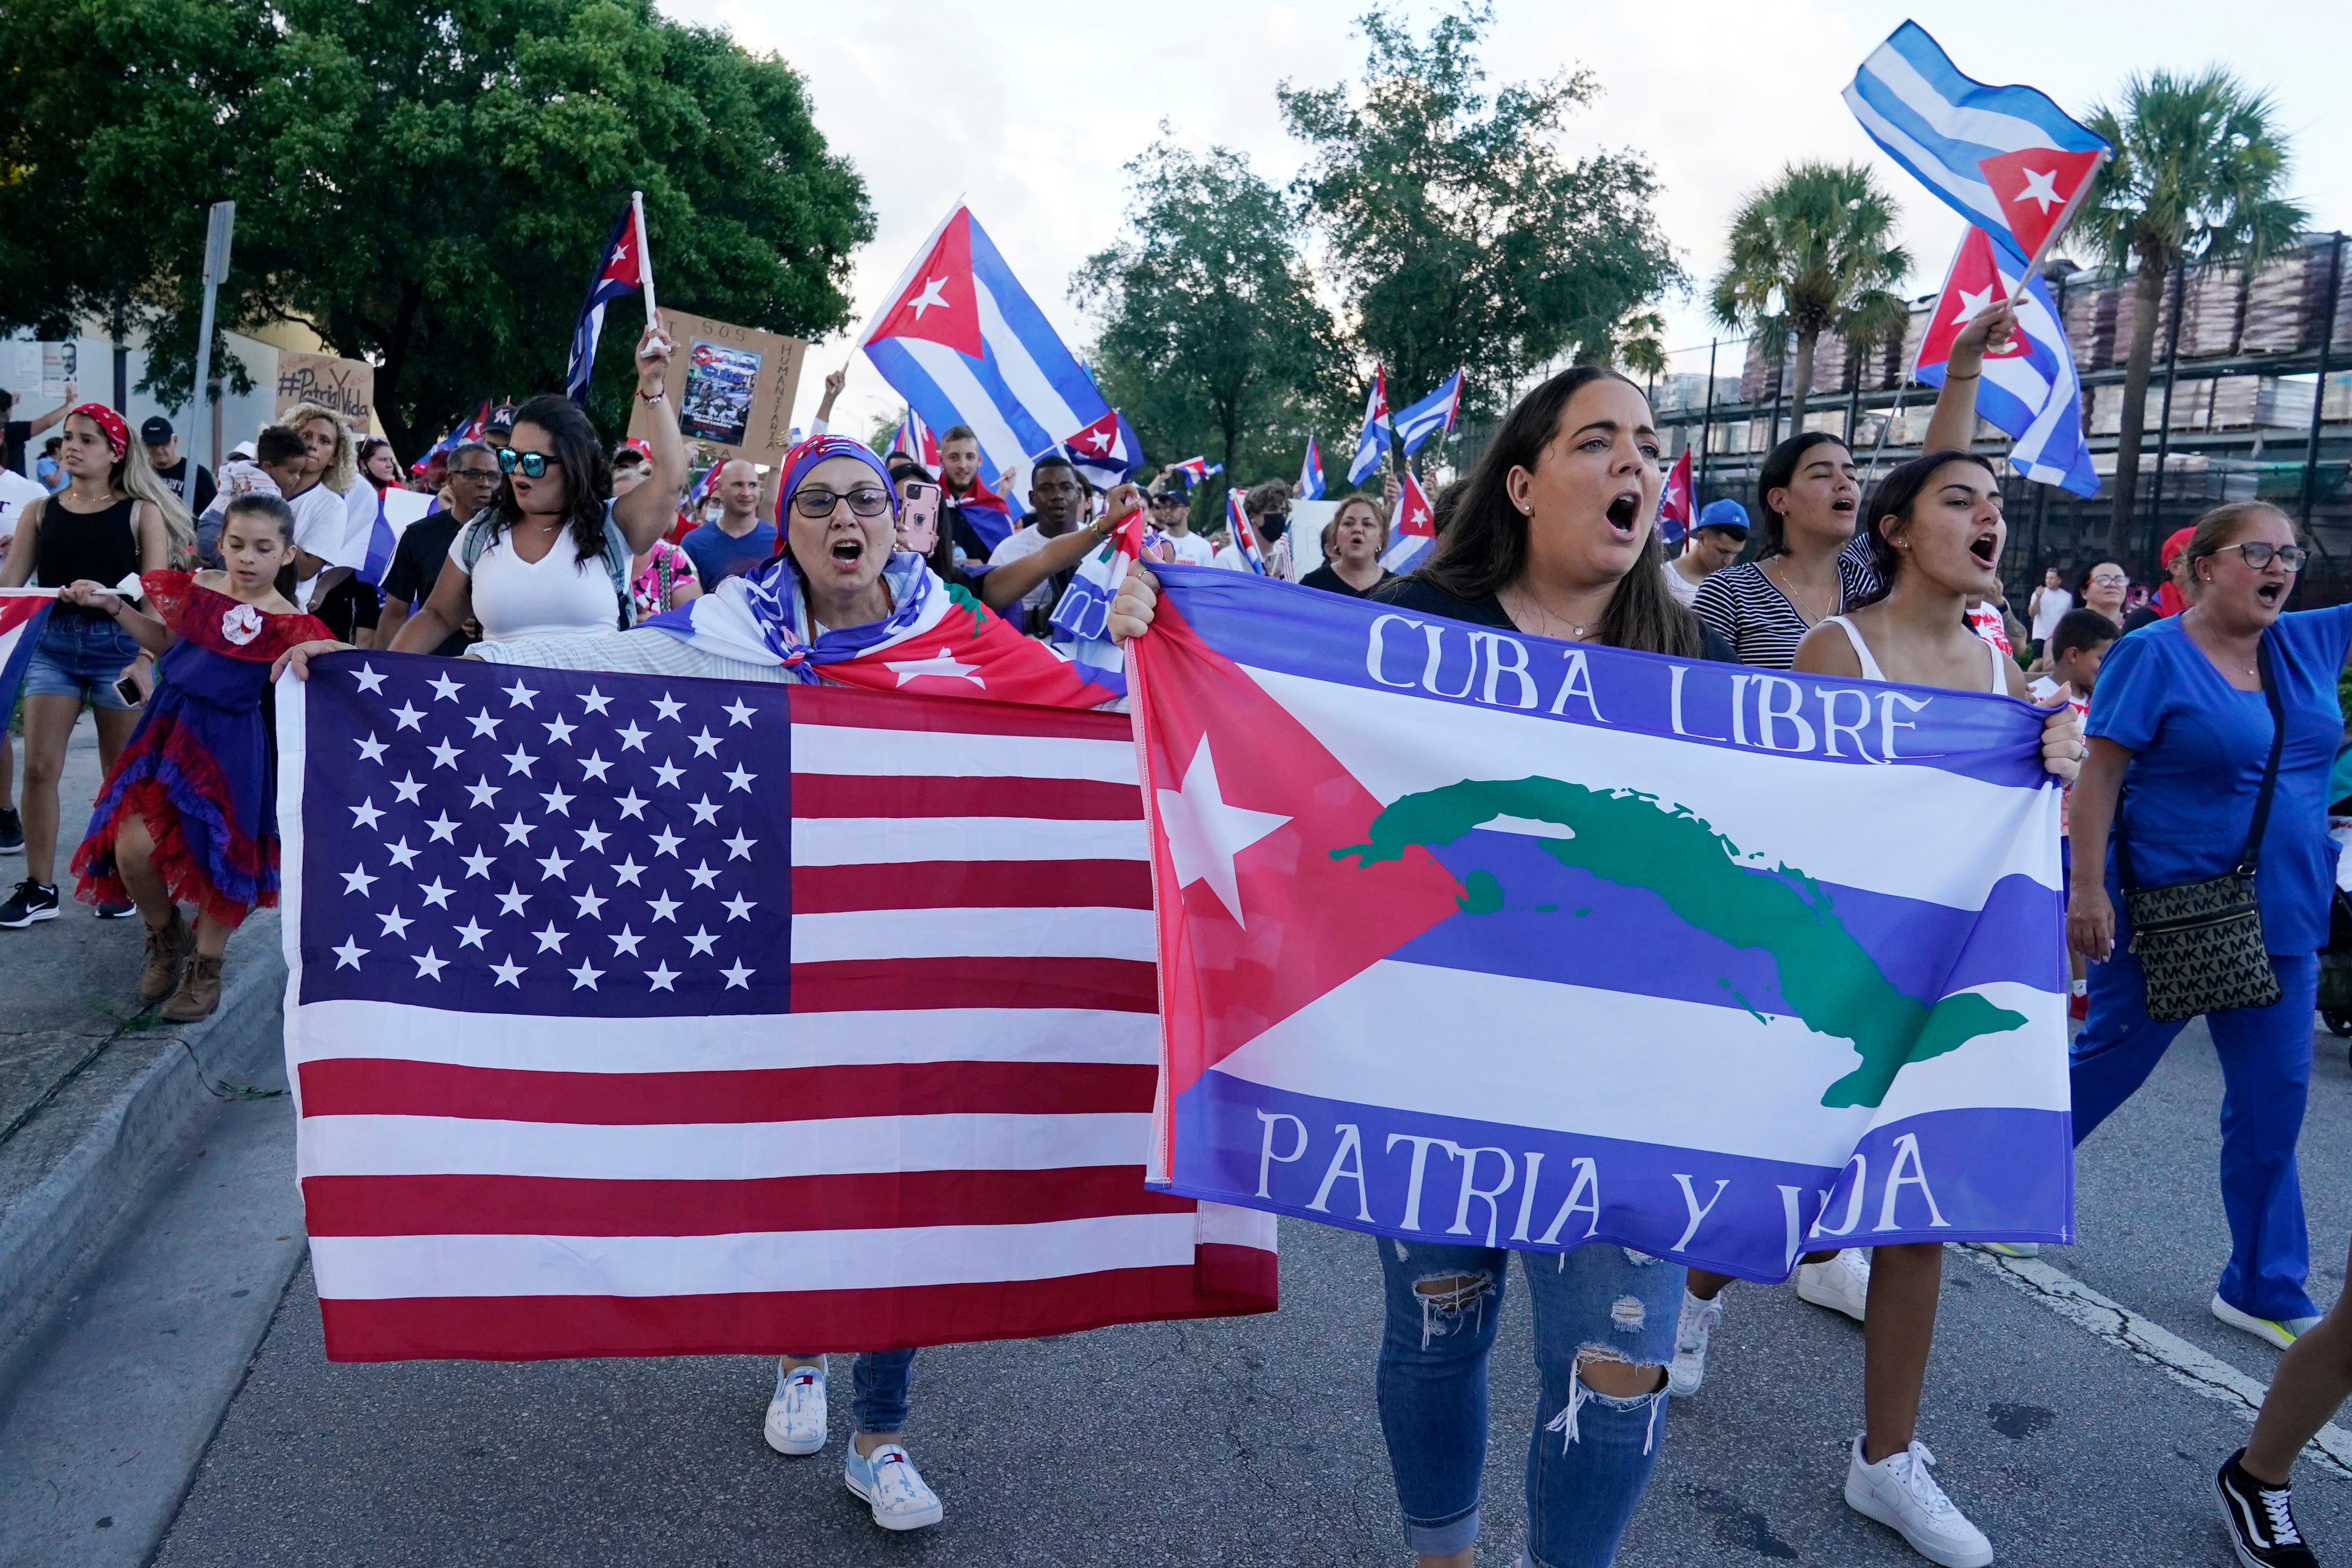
[631,190,659,331]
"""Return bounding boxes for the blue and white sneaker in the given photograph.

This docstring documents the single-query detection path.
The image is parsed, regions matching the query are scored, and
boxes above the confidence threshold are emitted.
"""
[845,1442,943,1531]
[763,1358,827,1456]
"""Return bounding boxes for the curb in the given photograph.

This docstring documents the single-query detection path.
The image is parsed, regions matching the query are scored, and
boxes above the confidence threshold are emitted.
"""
[0,912,286,1368]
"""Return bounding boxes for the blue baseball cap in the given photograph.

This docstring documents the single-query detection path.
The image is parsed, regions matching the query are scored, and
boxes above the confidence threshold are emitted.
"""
[1695,498,1750,537]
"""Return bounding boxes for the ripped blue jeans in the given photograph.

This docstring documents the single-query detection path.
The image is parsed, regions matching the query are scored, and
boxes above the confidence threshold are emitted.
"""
[1375,1237,1683,1568]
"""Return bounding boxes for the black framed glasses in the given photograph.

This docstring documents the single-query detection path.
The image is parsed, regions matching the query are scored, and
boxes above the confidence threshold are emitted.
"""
[449,465,502,483]
[2220,542,2308,572]
[791,485,893,519]
[496,447,560,479]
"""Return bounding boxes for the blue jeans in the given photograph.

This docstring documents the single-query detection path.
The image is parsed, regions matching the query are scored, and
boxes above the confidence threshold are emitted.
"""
[2071,949,2319,1321]
[23,613,138,708]
[1375,1237,1683,1567]
[790,1350,915,1433]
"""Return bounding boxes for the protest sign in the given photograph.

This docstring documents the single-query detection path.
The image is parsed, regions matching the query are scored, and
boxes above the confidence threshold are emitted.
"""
[275,352,375,427]
[629,310,805,507]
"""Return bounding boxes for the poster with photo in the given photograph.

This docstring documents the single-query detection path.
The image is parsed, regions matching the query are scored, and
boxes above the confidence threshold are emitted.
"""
[628,310,807,509]
[679,341,760,446]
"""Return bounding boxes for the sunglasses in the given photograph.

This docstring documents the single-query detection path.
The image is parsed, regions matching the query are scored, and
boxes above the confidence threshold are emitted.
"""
[496,448,561,479]
[791,485,893,519]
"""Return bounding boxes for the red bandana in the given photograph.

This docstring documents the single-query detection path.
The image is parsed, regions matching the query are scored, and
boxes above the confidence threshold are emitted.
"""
[71,404,129,461]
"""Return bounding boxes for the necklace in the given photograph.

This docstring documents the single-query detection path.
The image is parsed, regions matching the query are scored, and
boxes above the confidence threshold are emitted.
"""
[1764,556,1839,625]
[1502,583,1597,641]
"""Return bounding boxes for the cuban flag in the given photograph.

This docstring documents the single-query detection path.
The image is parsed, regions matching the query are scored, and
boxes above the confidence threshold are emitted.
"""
[565,203,648,405]
[1658,449,1694,546]
[859,205,1112,501]
[1048,506,1145,695]
[890,408,941,475]
[1393,370,1462,458]
[1296,438,1326,501]
[1347,366,1391,485]
[1224,492,1267,576]
[1062,409,1144,491]
[411,402,490,479]
[0,589,58,719]
[1126,568,2071,1274]
[1166,458,1219,489]
[1378,472,1437,575]
[1917,228,2099,497]
[1844,22,2110,270]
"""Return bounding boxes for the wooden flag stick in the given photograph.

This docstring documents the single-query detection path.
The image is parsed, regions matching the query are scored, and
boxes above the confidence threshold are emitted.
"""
[631,190,660,333]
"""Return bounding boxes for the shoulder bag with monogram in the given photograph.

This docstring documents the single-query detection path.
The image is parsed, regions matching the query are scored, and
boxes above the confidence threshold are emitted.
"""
[2117,638,2286,1023]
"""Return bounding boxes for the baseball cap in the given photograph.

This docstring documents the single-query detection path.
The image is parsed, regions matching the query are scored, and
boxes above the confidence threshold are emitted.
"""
[2159,526,2194,567]
[1695,497,1750,536]
[140,416,174,446]
[486,403,517,436]
[613,437,653,465]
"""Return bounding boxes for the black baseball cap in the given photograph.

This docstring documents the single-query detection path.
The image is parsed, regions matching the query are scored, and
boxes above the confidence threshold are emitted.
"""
[140,416,174,445]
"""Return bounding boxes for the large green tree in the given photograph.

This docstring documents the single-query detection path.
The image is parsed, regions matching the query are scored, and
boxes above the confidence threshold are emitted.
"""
[1709,161,1911,435]
[1073,140,1340,492]
[2079,68,2304,561]
[0,0,872,455]
[1279,1,1680,434]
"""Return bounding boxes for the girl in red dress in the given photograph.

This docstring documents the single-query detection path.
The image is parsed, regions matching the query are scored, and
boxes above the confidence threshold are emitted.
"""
[65,494,330,1020]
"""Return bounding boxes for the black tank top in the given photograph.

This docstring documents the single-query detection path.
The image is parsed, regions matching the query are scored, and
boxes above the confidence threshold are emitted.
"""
[33,494,139,618]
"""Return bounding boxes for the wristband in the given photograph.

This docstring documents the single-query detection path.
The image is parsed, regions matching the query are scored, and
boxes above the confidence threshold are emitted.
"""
[637,389,667,403]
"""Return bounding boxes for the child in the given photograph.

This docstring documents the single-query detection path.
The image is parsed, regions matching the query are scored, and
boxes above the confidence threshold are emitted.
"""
[196,424,307,567]
[2031,608,2120,1022]
[65,494,330,1020]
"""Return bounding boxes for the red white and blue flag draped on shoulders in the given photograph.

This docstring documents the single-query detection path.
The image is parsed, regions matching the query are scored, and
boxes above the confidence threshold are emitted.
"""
[278,655,1274,1361]
[1127,567,2073,1278]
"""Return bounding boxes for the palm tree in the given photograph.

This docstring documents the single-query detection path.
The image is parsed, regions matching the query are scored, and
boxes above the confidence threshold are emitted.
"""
[1710,163,1911,439]
[2079,69,2305,562]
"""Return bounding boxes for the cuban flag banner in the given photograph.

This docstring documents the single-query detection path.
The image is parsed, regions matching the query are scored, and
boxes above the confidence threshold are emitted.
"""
[891,408,941,475]
[1296,438,1326,501]
[411,402,490,479]
[1393,370,1463,458]
[1845,22,2110,271]
[1063,409,1144,491]
[1167,458,1219,489]
[1128,569,2070,1275]
[0,589,58,717]
[1658,449,1694,546]
[1347,366,1391,485]
[1224,492,1268,576]
[1048,507,1145,695]
[1378,473,1437,575]
[565,203,649,405]
[860,205,1112,501]
[1916,228,2099,497]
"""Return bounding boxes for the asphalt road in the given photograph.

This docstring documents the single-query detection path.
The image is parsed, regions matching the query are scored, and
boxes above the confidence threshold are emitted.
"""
[128,1013,2352,1568]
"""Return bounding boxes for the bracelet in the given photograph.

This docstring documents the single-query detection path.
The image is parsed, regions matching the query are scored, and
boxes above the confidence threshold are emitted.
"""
[637,390,667,403]
[1944,369,1981,382]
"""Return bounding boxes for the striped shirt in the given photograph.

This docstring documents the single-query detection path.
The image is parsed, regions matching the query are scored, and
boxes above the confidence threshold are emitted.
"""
[1692,535,1882,669]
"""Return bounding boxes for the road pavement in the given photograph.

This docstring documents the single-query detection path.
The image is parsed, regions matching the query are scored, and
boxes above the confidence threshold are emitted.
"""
[126,1012,2352,1568]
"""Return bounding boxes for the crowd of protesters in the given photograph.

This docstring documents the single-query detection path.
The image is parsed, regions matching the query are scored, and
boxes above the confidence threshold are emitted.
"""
[4,290,2352,1568]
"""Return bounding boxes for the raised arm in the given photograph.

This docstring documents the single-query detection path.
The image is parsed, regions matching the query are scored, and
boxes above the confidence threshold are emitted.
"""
[1921,298,2017,455]
[977,486,1141,612]
[611,320,686,552]
[20,380,78,441]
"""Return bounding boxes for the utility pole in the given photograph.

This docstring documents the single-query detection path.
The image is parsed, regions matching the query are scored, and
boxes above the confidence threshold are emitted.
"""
[192,202,235,473]
[2303,233,2344,531]
[1697,339,1718,499]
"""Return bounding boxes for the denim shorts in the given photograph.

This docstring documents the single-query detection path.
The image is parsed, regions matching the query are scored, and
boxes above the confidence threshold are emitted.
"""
[22,613,139,709]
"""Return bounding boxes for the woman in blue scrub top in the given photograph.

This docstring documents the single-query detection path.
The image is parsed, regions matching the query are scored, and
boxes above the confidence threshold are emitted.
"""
[2067,500,2352,1352]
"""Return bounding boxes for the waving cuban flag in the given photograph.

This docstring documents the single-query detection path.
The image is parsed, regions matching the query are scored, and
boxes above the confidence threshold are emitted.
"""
[1225,491,1268,576]
[890,408,941,475]
[1166,457,1220,489]
[1048,505,1146,695]
[1062,409,1144,490]
[1393,370,1463,458]
[1296,437,1326,501]
[565,203,649,405]
[1844,23,2110,271]
[1658,449,1694,546]
[411,402,489,480]
[1917,228,2099,497]
[1347,366,1391,485]
[1379,472,1437,575]
[859,205,1112,501]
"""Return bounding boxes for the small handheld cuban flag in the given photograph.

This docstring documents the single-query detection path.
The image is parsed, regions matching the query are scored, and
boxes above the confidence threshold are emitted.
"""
[1392,369,1462,458]
[1048,504,1146,695]
[1063,409,1144,490]
[1658,449,1694,545]
[1226,491,1268,576]
[1915,228,2099,497]
[891,408,941,475]
[1379,472,1437,575]
[565,196,652,405]
[1167,457,1219,489]
[1844,22,2109,274]
[0,589,59,719]
[1347,364,1391,485]
[1296,437,1326,501]
[411,402,489,480]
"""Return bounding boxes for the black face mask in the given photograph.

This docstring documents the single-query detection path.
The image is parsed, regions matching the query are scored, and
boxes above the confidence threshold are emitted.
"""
[1256,514,1287,544]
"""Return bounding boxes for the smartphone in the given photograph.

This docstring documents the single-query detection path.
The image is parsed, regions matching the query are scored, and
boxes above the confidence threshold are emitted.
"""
[115,675,145,708]
[897,481,942,555]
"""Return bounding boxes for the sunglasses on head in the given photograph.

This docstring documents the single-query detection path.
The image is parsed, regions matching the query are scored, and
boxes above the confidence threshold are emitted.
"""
[496,447,560,479]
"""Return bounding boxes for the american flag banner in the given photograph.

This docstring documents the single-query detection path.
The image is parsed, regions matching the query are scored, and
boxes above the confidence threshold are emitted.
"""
[279,653,1277,1362]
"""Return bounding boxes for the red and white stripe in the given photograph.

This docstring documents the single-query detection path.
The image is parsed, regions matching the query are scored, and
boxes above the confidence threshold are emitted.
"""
[285,683,1276,1362]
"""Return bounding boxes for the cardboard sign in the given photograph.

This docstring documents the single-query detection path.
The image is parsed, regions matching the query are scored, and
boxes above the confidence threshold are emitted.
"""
[276,352,375,426]
[628,310,806,507]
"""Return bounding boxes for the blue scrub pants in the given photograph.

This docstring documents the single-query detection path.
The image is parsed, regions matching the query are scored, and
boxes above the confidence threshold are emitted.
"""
[2069,949,2319,1322]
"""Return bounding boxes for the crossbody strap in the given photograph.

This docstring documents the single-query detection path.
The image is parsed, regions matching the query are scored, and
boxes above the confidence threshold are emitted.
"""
[2116,633,2286,888]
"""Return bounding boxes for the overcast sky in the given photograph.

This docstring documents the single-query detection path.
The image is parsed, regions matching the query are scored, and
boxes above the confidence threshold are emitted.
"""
[663,0,2352,441]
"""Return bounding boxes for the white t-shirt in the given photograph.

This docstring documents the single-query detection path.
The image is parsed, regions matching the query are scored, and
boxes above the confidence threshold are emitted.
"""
[0,468,45,551]
[2029,587,2074,642]
[987,523,1059,613]
[1214,532,1297,581]
[448,524,621,642]
[289,483,360,608]
[1161,530,1217,568]
[1661,558,1702,608]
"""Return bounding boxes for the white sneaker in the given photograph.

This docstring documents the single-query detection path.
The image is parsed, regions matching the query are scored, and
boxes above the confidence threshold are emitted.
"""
[763,1358,827,1456]
[1845,1436,1994,1567]
[1667,1291,1726,1397]
[846,1441,943,1531]
[1797,1248,1871,1322]
[2213,1294,2322,1352]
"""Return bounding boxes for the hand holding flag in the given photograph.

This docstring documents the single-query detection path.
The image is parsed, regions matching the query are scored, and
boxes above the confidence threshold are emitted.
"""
[1915,227,2098,496]
[566,197,655,405]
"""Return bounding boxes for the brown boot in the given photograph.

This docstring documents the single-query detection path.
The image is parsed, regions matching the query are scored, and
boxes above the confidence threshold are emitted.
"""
[161,952,224,1023]
[138,908,196,1003]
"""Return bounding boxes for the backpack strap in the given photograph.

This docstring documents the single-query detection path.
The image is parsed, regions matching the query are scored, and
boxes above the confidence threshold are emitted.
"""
[599,504,633,629]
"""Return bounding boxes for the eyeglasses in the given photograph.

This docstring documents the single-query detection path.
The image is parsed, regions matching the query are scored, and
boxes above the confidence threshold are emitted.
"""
[2089,572,2127,586]
[2216,542,2308,572]
[450,466,502,483]
[496,448,560,479]
[790,485,893,519]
